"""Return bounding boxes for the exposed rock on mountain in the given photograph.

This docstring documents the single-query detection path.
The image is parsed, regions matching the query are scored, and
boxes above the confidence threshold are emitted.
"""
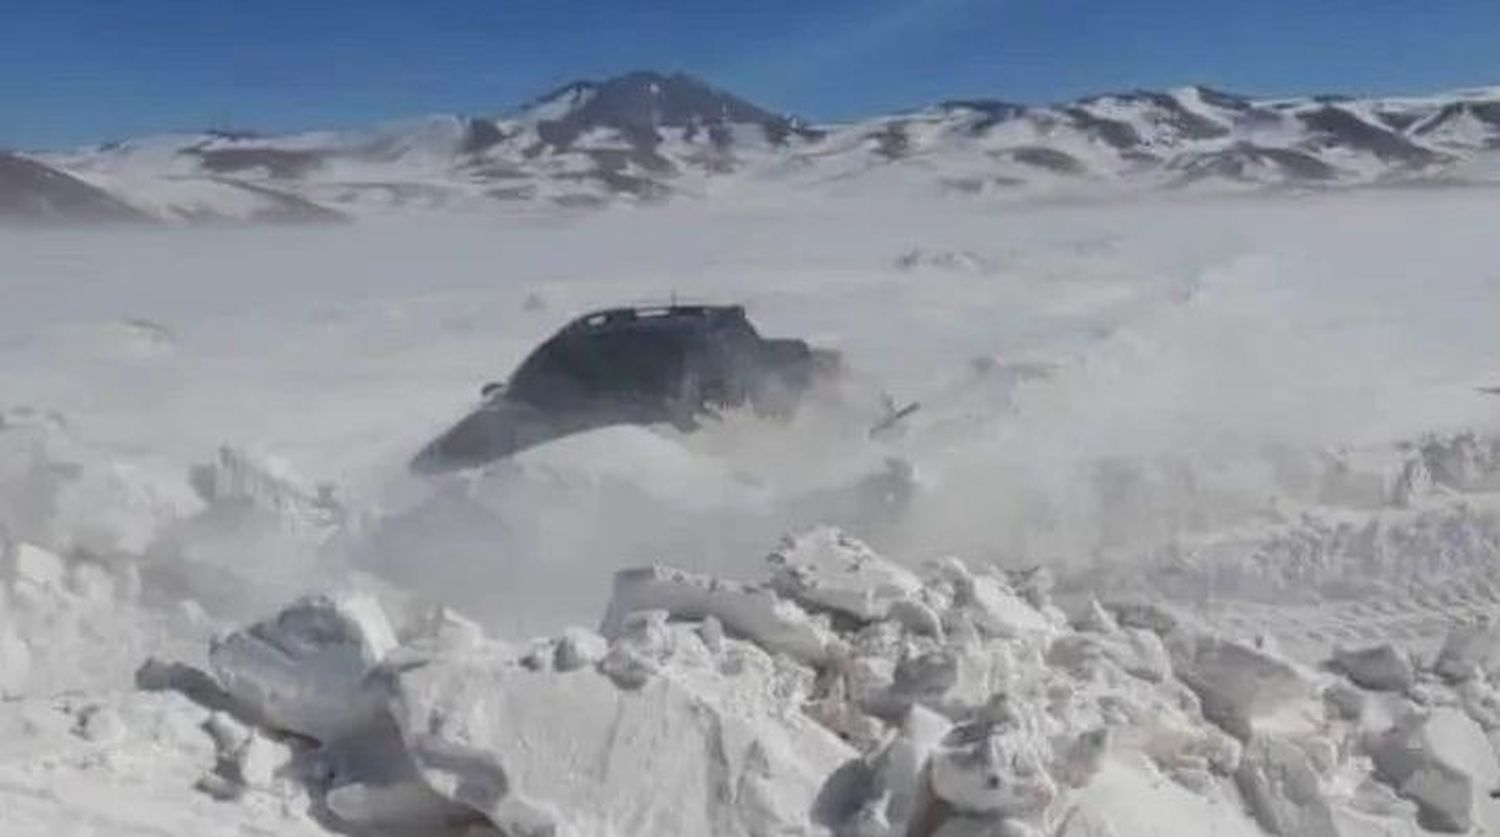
[0,152,151,224]
[17,74,1500,223]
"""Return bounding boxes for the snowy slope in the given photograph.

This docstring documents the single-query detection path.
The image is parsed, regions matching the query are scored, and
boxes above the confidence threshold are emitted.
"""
[0,153,152,224]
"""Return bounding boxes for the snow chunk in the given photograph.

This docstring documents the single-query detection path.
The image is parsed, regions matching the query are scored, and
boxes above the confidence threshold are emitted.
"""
[1,538,179,697]
[1059,754,1263,837]
[1236,735,1340,837]
[324,780,476,833]
[387,646,854,837]
[188,445,344,539]
[0,619,30,696]
[1330,644,1414,693]
[208,592,396,742]
[1107,600,1184,636]
[1047,629,1170,684]
[1370,707,1500,833]
[767,527,923,621]
[928,697,1057,822]
[931,558,1054,639]
[1170,632,1318,739]
[10,541,65,592]
[599,609,676,688]
[1068,596,1118,634]
[862,706,954,831]
[0,690,326,836]
[1434,619,1500,684]
[553,626,608,672]
[602,565,840,664]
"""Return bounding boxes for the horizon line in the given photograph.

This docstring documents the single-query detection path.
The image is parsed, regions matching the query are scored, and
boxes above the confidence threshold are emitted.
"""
[17,69,1500,153]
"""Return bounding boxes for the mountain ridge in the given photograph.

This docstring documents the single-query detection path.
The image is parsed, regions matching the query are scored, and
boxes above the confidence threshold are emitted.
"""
[10,71,1500,224]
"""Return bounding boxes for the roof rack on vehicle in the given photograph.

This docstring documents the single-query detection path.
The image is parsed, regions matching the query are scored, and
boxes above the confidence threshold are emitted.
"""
[560,301,746,333]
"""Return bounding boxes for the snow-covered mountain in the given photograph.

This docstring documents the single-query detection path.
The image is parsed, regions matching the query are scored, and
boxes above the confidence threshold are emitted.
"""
[0,152,152,224]
[12,72,1500,223]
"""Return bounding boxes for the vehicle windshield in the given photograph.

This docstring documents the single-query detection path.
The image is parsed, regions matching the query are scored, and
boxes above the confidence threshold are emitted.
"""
[508,322,692,409]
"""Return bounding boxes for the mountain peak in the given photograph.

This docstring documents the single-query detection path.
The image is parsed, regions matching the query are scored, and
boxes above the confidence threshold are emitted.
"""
[522,70,792,147]
[1180,85,1253,111]
[582,70,753,116]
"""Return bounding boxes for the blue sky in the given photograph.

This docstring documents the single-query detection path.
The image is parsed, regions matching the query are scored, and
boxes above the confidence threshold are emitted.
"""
[5,0,1500,149]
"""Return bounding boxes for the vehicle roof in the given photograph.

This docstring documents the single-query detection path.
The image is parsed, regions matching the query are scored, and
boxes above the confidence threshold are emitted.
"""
[557,303,750,335]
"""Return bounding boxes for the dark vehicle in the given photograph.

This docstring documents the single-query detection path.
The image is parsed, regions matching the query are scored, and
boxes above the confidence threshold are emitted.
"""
[410,304,840,473]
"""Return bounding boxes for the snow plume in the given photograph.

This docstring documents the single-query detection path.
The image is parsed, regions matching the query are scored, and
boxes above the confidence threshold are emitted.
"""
[8,188,1500,834]
[1,190,1499,641]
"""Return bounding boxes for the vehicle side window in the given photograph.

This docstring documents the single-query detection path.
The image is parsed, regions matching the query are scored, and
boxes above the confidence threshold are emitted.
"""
[510,326,692,408]
[713,310,759,345]
[585,329,688,401]
[508,337,593,407]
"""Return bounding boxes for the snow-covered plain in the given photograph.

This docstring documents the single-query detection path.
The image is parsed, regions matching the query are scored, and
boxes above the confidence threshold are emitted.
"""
[4,189,1500,835]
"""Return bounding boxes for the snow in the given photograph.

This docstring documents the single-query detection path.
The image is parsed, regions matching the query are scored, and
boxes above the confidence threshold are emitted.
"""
[1331,645,1416,693]
[209,592,397,741]
[28,82,1499,222]
[600,565,842,665]
[65,521,1479,835]
[5,188,1500,834]
[1062,753,1265,837]
[1370,708,1500,831]
[768,526,925,621]
[519,83,598,123]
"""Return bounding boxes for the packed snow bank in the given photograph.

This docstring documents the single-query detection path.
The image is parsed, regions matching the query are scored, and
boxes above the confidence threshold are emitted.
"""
[0,534,213,698]
[0,412,365,699]
[0,407,199,559]
[19,528,1497,837]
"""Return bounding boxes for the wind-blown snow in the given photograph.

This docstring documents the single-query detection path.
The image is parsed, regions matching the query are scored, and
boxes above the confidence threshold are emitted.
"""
[3,189,1500,834]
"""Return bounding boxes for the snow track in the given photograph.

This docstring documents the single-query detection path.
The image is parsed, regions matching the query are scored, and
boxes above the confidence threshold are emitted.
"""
[1107,485,1500,661]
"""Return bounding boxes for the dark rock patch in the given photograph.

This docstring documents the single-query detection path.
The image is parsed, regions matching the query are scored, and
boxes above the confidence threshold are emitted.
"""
[0,153,151,225]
